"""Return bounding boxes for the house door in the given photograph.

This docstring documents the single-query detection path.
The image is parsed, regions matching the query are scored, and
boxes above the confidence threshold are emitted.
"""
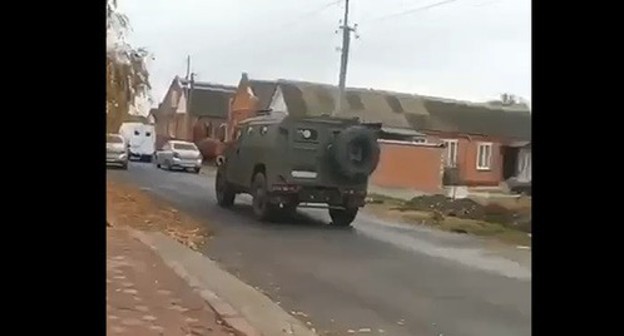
[502,146,519,180]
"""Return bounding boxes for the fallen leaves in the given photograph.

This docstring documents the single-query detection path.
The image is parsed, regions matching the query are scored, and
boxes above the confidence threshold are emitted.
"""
[107,179,212,250]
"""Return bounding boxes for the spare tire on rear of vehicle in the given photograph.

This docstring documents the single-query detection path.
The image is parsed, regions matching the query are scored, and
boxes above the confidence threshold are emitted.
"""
[330,125,380,181]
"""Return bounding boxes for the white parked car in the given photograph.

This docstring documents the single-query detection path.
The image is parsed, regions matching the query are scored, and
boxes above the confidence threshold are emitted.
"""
[106,133,128,170]
[155,140,203,173]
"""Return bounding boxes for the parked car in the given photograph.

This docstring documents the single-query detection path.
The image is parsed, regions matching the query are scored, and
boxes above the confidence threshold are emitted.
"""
[106,133,128,170]
[155,140,203,173]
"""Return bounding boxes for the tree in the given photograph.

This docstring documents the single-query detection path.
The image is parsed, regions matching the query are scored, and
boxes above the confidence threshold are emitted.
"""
[487,93,530,109]
[106,0,151,132]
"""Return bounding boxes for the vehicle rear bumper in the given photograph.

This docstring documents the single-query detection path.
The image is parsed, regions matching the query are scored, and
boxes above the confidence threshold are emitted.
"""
[106,153,128,166]
[170,158,202,169]
[268,186,367,208]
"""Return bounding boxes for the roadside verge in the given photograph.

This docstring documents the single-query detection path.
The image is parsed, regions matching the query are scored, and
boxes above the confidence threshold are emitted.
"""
[132,230,318,336]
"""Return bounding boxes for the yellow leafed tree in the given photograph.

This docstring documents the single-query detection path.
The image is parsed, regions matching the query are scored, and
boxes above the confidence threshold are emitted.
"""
[106,0,151,133]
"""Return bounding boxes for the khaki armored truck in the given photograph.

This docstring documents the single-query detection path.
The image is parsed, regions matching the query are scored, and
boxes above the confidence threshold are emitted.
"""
[215,112,381,227]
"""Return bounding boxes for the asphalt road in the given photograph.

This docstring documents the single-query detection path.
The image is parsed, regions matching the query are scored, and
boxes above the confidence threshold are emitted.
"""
[108,162,531,336]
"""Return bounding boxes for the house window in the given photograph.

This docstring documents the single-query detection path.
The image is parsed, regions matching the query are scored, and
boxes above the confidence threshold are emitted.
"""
[442,139,458,167]
[218,124,228,142]
[476,142,493,170]
[205,121,213,138]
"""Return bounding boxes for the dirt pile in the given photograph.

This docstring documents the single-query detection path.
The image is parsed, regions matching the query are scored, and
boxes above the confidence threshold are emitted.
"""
[400,195,531,232]
[106,179,212,250]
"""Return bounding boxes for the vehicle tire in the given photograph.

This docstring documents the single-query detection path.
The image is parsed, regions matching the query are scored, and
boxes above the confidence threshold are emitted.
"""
[329,207,358,227]
[121,162,128,170]
[215,169,235,208]
[251,172,276,221]
[330,126,380,181]
[193,167,201,174]
[275,202,297,221]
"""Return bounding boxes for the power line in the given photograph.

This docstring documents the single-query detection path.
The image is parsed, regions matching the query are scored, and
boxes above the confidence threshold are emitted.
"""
[261,0,342,35]
[369,0,461,22]
[473,0,505,7]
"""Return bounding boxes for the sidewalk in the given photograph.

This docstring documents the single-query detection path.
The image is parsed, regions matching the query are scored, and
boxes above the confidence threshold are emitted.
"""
[106,227,233,336]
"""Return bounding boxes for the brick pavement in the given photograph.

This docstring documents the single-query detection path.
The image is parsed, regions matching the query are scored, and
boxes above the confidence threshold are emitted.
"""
[107,227,234,336]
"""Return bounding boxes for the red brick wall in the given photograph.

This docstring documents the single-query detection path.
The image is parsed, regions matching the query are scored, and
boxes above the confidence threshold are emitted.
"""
[371,141,444,194]
[428,132,503,186]
[228,82,260,142]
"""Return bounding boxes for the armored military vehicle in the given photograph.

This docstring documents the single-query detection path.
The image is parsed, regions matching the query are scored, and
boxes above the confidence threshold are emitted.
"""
[215,112,381,227]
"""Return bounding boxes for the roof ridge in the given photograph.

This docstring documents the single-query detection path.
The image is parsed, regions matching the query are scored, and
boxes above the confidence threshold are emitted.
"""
[228,76,530,113]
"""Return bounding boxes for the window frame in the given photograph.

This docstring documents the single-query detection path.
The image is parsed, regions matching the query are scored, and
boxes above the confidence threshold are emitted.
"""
[442,139,459,168]
[219,123,228,142]
[476,142,493,171]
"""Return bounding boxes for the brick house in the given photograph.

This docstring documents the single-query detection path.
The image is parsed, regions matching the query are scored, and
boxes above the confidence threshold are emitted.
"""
[228,73,447,194]
[154,76,236,153]
[408,98,532,189]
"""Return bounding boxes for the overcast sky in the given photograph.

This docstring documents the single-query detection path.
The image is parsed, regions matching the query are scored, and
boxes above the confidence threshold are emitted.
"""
[117,0,531,107]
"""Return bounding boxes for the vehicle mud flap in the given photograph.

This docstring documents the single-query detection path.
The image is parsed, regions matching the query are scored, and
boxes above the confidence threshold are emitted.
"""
[330,125,380,180]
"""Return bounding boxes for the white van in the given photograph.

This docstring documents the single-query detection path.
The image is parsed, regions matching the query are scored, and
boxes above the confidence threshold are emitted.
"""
[119,122,155,162]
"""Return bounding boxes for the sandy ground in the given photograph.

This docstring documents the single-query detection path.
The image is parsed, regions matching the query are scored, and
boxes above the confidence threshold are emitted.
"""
[106,179,212,251]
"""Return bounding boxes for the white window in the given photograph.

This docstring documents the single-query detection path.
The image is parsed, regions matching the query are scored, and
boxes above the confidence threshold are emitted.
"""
[218,124,228,142]
[442,139,458,167]
[476,142,493,170]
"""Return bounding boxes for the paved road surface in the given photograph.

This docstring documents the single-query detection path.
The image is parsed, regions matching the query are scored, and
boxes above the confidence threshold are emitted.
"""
[108,163,531,336]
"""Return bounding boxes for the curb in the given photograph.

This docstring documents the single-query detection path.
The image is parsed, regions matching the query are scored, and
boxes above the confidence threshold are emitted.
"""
[130,229,262,336]
[200,164,218,176]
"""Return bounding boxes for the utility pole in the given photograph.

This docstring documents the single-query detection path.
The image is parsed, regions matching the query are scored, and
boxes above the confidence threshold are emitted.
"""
[334,0,358,116]
[185,55,191,80]
[176,55,192,140]
[188,72,195,113]
[183,72,196,141]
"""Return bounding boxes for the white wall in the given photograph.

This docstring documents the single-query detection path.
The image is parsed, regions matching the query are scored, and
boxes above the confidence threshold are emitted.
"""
[269,86,288,116]
[516,147,531,182]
